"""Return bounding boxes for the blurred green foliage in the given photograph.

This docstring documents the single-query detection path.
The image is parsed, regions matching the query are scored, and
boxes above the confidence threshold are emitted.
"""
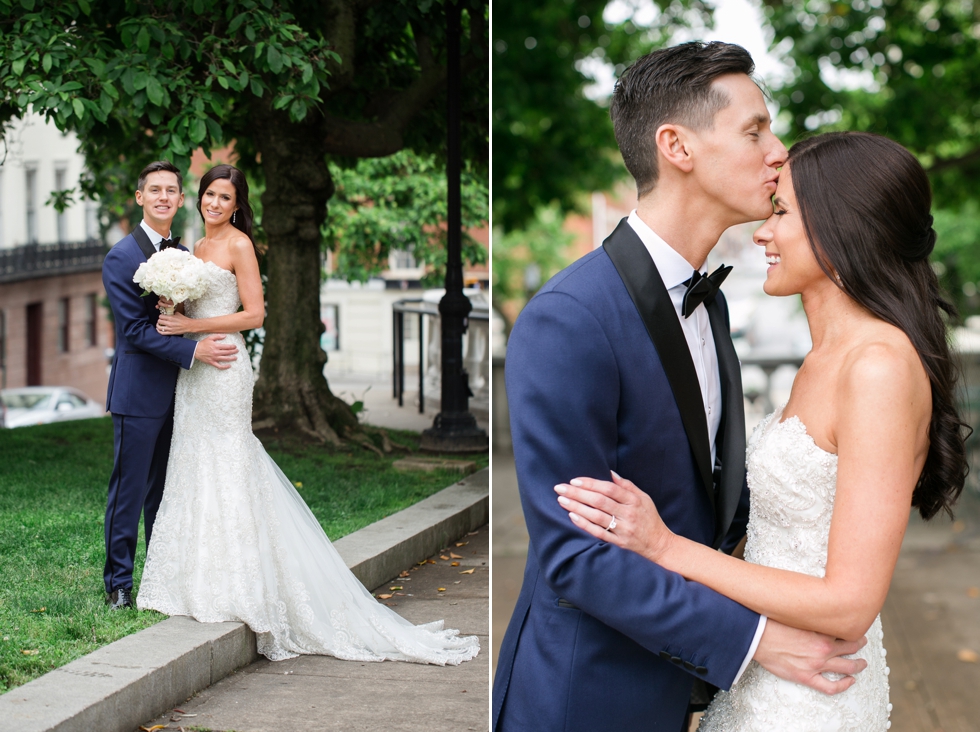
[491,205,575,325]
[323,150,488,288]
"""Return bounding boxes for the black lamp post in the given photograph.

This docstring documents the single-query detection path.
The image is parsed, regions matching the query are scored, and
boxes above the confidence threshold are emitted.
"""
[420,0,488,453]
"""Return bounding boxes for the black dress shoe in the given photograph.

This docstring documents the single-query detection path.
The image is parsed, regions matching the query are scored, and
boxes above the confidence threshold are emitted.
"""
[106,587,133,609]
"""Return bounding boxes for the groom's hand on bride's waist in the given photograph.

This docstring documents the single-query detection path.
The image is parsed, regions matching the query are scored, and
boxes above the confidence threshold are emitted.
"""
[194,334,238,369]
[753,618,868,695]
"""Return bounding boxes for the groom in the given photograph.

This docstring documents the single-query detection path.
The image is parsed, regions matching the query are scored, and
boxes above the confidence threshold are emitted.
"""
[493,43,866,731]
[101,160,238,609]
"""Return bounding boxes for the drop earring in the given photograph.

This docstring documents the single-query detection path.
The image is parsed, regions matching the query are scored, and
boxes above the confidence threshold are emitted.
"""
[833,270,842,286]
[232,210,237,224]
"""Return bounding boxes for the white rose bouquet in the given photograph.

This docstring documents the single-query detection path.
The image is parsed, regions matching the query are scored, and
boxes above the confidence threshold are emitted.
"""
[133,248,210,315]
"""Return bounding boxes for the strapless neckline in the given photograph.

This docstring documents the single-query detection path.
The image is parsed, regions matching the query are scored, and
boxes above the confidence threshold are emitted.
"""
[772,406,838,460]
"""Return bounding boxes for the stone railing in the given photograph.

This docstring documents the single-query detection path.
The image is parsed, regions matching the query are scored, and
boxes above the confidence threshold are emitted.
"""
[391,290,489,417]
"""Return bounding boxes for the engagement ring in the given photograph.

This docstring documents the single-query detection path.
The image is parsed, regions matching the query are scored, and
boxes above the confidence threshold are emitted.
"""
[607,516,618,532]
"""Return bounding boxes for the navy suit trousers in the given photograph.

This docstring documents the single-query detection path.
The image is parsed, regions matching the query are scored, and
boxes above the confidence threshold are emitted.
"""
[103,408,175,592]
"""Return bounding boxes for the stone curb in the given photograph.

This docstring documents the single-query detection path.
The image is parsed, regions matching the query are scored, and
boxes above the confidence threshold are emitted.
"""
[0,468,489,732]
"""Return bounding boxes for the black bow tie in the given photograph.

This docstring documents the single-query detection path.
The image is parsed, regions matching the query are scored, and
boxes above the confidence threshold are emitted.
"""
[681,264,732,318]
[159,237,181,251]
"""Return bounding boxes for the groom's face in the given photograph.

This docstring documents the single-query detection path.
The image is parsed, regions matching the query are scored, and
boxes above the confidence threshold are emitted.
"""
[686,74,787,226]
[135,171,184,230]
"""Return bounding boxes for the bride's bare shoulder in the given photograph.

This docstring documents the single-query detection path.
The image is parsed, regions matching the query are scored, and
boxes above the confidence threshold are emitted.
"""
[839,324,930,414]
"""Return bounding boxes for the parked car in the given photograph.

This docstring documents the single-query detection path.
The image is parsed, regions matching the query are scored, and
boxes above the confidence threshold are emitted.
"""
[0,387,106,428]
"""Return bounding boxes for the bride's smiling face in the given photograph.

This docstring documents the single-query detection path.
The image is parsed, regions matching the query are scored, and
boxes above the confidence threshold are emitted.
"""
[201,178,237,225]
[753,164,832,297]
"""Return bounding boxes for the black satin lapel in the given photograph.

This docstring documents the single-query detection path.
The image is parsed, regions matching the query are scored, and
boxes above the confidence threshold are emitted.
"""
[603,220,714,502]
[131,226,156,260]
[707,295,747,546]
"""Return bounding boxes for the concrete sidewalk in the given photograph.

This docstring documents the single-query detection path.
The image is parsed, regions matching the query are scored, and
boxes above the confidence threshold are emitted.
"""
[137,525,489,732]
[325,370,489,435]
[492,450,980,731]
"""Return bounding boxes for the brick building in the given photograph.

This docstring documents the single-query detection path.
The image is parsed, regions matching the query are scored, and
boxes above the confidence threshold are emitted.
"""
[0,115,112,404]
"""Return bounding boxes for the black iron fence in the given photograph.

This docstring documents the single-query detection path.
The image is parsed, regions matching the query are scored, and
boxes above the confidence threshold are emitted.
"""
[0,239,107,284]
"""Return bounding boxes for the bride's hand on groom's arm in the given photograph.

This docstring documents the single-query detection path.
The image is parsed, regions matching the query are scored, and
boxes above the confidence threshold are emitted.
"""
[554,472,675,563]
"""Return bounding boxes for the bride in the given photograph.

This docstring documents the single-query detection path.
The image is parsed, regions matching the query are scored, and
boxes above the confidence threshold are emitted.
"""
[137,164,479,666]
[555,132,967,729]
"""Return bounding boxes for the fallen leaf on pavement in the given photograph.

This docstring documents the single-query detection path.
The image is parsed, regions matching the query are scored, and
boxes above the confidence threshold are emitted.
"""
[455,542,468,547]
[399,571,410,578]
[450,552,463,559]
[437,587,446,592]
[460,568,475,574]
[451,562,459,567]
[174,709,186,714]
[440,555,450,560]
[139,726,167,731]
[389,586,403,591]
[427,559,437,564]
[378,594,393,600]
[958,649,979,663]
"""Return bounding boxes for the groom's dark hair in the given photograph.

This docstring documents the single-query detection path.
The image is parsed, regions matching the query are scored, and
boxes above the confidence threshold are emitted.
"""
[137,160,183,193]
[611,42,755,197]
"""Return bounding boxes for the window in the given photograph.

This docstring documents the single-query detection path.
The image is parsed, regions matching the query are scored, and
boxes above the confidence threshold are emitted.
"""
[25,166,38,243]
[389,249,418,270]
[0,309,6,389]
[54,167,67,243]
[320,304,339,352]
[85,201,100,241]
[85,294,97,347]
[0,169,5,249]
[58,297,70,353]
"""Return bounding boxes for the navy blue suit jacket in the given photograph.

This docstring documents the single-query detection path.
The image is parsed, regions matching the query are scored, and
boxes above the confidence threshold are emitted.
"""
[493,220,758,732]
[102,228,196,417]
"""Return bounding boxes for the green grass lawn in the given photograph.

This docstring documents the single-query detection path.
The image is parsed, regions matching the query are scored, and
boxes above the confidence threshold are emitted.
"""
[0,418,486,694]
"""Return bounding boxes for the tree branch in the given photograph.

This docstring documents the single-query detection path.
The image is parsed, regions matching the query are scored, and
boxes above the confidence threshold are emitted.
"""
[926,147,980,175]
[320,50,483,157]
[321,0,358,90]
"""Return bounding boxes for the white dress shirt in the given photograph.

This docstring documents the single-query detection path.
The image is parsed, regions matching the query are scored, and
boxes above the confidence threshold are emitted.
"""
[626,210,765,685]
[140,219,172,251]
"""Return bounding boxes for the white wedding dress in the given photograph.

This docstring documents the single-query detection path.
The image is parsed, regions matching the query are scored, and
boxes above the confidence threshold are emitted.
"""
[698,406,891,731]
[137,261,480,665]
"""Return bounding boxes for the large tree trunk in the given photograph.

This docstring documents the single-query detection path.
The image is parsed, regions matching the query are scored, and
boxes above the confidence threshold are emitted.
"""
[250,103,358,443]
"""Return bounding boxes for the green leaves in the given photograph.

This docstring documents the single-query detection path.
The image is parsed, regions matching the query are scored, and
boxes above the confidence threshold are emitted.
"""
[323,151,488,286]
[145,77,165,106]
[136,26,150,54]
[266,45,282,74]
[189,117,207,144]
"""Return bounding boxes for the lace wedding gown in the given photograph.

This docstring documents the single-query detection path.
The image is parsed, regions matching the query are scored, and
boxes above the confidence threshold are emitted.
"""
[698,406,891,731]
[137,261,480,665]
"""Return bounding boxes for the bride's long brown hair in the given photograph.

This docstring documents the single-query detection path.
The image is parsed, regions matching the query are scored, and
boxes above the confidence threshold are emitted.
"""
[788,131,968,519]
